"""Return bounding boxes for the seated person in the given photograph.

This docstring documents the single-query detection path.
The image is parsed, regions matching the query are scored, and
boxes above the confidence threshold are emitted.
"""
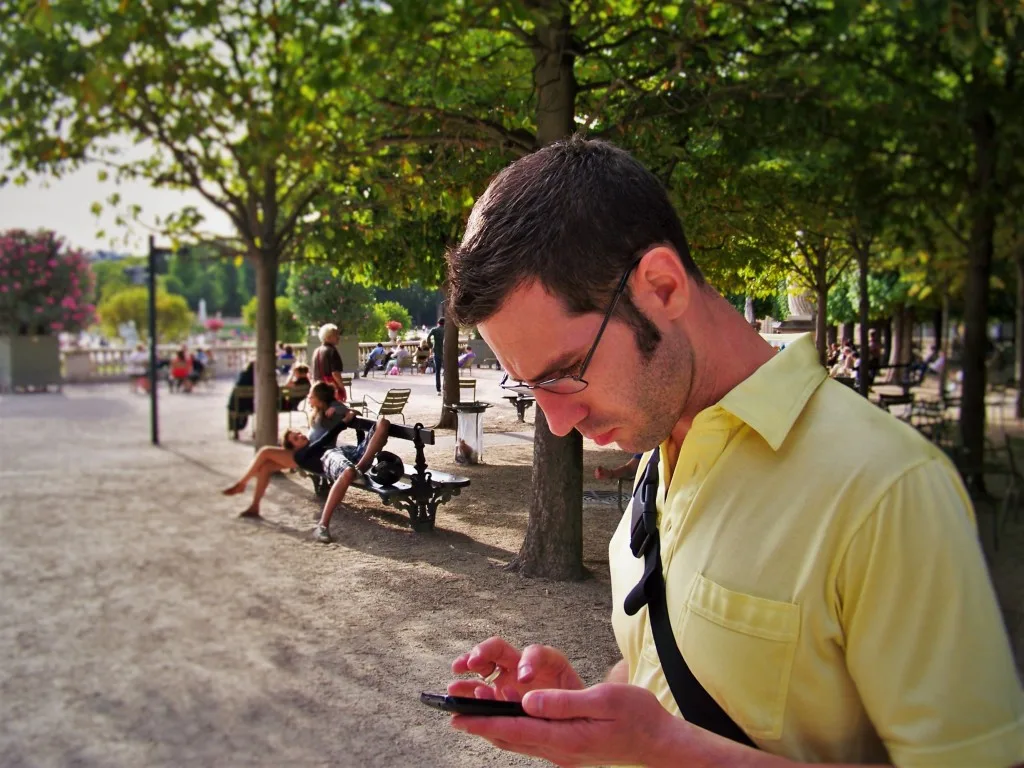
[826,342,841,367]
[829,346,857,379]
[169,349,193,392]
[307,382,349,441]
[457,345,476,369]
[414,340,431,373]
[386,344,411,375]
[281,363,311,409]
[187,352,205,386]
[363,342,387,376]
[284,362,310,387]
[227,360,255,432]
[277,344,296,375]
[221,406,361,519]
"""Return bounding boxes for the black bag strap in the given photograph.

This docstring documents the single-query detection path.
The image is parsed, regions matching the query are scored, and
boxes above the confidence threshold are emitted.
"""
[623,451,756,748]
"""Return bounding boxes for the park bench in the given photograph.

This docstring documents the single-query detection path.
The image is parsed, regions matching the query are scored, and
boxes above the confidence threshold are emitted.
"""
[227,382,310,439]
[875,362,927,395]
[304,417,470,532]
[480,358,502,370]
[875,363,928,413]
[503,393,536,422]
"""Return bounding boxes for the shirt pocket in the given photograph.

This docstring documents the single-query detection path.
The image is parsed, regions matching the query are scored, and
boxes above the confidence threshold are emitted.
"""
[641,572,800,741]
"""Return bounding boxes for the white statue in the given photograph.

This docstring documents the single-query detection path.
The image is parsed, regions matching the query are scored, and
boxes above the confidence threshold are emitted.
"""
[118,320,139,346]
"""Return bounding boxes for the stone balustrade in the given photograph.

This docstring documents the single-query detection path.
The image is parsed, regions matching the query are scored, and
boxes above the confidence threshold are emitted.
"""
[59,338,472,383]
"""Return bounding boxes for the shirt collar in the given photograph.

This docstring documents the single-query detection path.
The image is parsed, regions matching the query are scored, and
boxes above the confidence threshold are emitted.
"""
[716,334,827,451]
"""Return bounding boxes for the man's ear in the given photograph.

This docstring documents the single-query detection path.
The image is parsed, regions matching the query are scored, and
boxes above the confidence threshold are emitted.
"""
[631,246,692,322]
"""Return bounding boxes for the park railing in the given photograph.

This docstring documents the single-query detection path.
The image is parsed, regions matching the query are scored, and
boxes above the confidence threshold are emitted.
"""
[59,337,473,383]
[60,343,286,383]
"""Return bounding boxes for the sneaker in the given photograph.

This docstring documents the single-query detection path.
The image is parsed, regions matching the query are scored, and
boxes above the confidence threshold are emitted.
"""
[436,391,441,396]
[314,524,332,543]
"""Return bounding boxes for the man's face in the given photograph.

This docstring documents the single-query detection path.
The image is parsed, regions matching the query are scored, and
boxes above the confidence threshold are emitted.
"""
[478,281,693,453]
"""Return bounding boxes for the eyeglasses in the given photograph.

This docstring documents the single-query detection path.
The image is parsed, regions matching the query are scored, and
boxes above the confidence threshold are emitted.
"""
[500,257,642,396]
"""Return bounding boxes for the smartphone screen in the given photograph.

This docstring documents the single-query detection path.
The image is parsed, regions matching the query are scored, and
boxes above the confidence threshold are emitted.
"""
[420,692,527,717]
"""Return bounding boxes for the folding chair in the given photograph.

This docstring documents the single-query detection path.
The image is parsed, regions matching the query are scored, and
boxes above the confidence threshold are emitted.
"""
[362,388,412,423]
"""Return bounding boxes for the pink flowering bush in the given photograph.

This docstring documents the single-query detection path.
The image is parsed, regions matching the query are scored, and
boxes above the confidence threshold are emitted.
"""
[0,229,96,335]
[204,317,225,332]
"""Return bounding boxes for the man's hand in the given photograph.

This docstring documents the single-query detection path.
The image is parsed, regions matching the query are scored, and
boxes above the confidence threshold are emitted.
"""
[449,637,584,702]
[594,466,612,480]
[325,407,336,418]
[451,683,682,768]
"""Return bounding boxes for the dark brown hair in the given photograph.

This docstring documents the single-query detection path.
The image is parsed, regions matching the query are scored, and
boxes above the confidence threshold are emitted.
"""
[446,136,703,357]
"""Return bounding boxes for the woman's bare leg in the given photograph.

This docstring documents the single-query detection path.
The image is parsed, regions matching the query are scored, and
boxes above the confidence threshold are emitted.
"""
[239,464,278,517]
[223,447,296,494]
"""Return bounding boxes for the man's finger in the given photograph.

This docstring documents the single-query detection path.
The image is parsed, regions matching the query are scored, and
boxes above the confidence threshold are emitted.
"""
[462,637,523,676]
[522,684,620,721]
[517,643,569,683]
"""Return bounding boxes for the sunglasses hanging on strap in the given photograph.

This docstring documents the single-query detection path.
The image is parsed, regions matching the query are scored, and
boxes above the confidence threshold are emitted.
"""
[623,450,757,748]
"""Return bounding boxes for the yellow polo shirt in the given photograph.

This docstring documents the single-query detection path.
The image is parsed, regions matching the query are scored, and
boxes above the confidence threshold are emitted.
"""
[609,334,1024,766]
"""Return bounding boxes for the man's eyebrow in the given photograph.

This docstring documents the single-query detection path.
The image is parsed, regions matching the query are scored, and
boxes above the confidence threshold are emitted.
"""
[514,351,581,385]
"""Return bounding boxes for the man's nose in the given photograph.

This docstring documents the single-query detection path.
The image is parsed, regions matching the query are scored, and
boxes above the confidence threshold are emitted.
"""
[533,390,587,437]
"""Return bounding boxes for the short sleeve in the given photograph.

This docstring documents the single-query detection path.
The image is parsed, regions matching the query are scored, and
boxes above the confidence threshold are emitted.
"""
[837,458,1024,766]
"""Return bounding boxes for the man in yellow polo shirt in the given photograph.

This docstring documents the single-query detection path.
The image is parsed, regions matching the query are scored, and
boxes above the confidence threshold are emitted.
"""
[442,137,1023,766]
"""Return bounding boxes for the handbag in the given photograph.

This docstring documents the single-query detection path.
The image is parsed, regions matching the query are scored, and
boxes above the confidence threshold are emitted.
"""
[623,450,756,747]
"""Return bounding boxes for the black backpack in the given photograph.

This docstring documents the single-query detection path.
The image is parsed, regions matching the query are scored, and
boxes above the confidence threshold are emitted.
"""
[369,451,404,486]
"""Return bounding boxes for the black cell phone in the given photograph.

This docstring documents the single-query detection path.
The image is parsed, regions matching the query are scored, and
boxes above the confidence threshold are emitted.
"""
[419,692,526,717]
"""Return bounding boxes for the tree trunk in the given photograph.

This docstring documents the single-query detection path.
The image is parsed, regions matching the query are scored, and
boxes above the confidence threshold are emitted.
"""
[960,101,999,478]
[511,409,585,579]
[532,9,576,146]
[842,321,855,347]
[932,307,943,354]
[881,320,892,365]
[434,298,457,430]
[889,305,913,368]
[440,304,461,427]
[857,246,870,397]
[939,293,951,397]
[253,248,280,448]
[509,4,583,580]
[814,284,828,366]
[1016,255,1024,419]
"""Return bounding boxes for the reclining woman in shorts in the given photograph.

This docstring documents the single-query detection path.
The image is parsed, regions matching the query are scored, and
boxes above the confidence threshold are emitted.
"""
[221,407,390,542]
[222,386,355,514]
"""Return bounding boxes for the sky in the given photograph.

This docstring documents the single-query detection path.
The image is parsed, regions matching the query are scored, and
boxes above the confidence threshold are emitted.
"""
[0,149,234,255]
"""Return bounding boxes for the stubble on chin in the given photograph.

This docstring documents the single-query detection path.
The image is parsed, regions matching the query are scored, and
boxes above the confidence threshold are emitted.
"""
[629,332,693,451]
